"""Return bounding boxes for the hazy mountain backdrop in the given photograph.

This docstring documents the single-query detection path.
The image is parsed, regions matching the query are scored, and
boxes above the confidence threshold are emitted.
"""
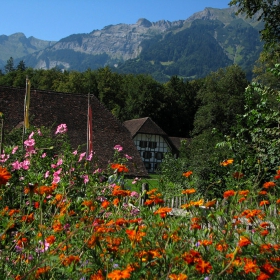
[0,6,264,82]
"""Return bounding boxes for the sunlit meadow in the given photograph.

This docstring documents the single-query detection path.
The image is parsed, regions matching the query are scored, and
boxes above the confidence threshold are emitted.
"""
[0,122,279,279]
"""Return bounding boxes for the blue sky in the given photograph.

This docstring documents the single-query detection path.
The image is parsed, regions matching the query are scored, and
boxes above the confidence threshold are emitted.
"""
[2,0,231,41]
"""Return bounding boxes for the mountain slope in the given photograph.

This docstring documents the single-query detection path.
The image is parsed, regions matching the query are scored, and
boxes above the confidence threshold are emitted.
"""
[2,6,264,81]
[0,33,56,69]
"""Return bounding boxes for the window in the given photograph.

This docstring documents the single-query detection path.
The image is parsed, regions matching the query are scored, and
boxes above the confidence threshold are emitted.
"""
[148,141,157,149]
[139,141,147,148]
[144,162,151,170]
[155,152,163,160]
[143,151,152,159]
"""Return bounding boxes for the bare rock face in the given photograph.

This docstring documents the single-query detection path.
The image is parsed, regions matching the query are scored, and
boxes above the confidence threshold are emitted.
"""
[50,18,183,60]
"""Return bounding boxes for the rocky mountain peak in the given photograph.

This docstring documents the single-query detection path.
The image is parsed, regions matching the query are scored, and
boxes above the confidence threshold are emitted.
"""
[136,18,152,28]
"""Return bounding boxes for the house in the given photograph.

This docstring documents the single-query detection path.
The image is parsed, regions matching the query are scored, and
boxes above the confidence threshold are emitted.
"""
[123,117,186,173]
[0,86,148,177]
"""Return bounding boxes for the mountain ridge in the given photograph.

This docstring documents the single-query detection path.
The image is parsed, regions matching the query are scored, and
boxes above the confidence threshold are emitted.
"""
[0,6,264,81]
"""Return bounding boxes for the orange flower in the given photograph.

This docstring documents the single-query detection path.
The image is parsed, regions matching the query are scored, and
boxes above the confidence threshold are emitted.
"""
[259,190,268,195]
[45,235,56,245]
[169,273,188,280]
[239,236,251,247]
[0,167,11,186]
[35,266,51,279]
[82,200,93,207]
[154,207,172,218]
[277,198,280,204]
[60,254,80,266]
[90,270,105,280]
[21,213,34,223]
[220,159,234,166]
[195,259,212,274]
[107,269,131,280]
[52,221,63,232]
[182,188,196,195]
[274,170,280,180]
[204,200,216,208]
[260,200,270,206]
[182,171,192,178]
[244,258,259,274]
[223,190,235,198]
[125,228,146,242]
[182,250,201,265]
[238,190,249,196]
[263,182,276,189]
[111,163,129,173]
[112,186,131,197]
[101,200,110,209]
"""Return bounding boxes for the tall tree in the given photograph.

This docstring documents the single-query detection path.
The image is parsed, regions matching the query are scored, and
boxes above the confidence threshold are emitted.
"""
[5,57,15,73]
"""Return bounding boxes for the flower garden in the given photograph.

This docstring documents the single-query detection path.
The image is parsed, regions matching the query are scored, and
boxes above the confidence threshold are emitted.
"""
[0,122,279,280]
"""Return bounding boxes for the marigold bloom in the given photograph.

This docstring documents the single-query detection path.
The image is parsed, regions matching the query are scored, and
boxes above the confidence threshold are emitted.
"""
[204,200,217,208]
[182,171,192,178]
[0,167,11,186]
[125,228,146,242]
[35,266,51,279]
[60,254,80,266]
[107,269,131,280]
[169,273,188,280]
[263,181,276,189]
[112,186,131,197]
[52,221,63,232]
[45,235,56,245]
[260,200,270,206]
[243,258,259,274]
[21,213,34,223]
[182,250,201,265]
[195,259,212,274]
[90,270,105,280]
[182,188,196,195]
[153,207,172,218]
[274,170,280,180]
[220,159,234,166]
[223,190,235,198]
[238,190,249,196]
[239,236,251,247]
[260,262,275,278]
[111,163,129,173]
[101,200,110,209]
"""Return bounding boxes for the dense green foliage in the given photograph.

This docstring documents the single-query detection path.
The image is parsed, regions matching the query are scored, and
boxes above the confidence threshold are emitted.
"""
[230,0,280,48]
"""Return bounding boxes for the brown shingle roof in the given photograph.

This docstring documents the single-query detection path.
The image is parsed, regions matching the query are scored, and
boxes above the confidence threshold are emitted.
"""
[123,117,167,137]
[0,86,148,177]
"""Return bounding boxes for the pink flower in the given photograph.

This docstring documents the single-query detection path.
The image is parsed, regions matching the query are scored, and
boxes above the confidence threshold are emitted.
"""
[79,152,86,162]
[21,160,30,170]
[0,153,9,163]
[132,177,141,184]
[11,160,21,170]
[24,138,35,147]
[36,240,50,253]
[130,191,139,198]
[45,171,50,178]
[125,154,133,160]
[93,168,102,174]
[55,124,67,135]
[28,131,34,139]
[41,153,47,158]
[72,150,77,155]
[57,158,63,166]
[37,129,42,136]
[114,145,123,152]
[12,146,18,154]
[86,152,93,161]
[82,174,89,184]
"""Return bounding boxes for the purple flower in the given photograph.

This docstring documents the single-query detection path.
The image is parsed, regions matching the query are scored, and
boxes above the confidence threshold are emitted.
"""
[114,145,123,152]
[55,124,67,135]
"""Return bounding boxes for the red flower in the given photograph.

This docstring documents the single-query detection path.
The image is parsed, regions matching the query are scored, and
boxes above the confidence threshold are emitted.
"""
[195,259,212,274]
[223,190,235,198]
